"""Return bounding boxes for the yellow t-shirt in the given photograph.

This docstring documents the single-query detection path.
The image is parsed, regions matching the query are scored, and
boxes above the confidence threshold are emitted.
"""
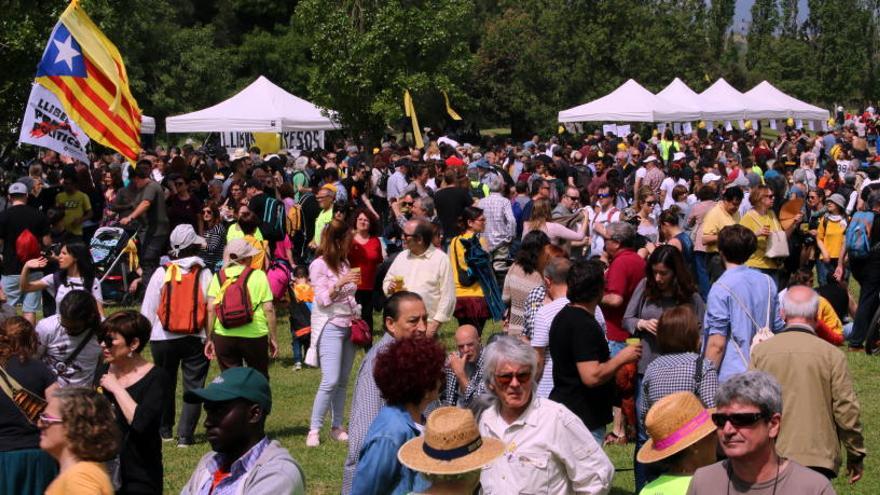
[702,203,739,253]
[449,233,485,298]
[817,216,846,259]
[818,296,843,336]
[55,190,92,236]
[45,461,113,495]
[739,209,781,269]
[208,264,273,338]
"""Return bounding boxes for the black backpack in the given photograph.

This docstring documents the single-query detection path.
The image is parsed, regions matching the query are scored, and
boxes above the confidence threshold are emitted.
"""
[260,196,286,242]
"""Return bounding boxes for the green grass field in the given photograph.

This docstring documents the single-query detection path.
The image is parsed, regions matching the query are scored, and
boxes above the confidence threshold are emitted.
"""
[151,315,879,494]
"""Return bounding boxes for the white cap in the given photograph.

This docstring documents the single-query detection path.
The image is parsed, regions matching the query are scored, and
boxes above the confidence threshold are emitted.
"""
[169,224,206,257]
[702,172,723,184]
[642,156,659,164]
[8,182,28,195]
[673,152,686,162]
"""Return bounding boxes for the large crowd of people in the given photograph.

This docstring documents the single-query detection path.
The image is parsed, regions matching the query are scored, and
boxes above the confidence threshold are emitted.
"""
[0,114,877,494]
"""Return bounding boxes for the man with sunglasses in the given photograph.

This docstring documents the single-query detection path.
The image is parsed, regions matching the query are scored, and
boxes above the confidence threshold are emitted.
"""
[688,371,834,494]
[750,286,865,483]
[589,184,620,258]
[552,186,580,219]
[479,335,614,494]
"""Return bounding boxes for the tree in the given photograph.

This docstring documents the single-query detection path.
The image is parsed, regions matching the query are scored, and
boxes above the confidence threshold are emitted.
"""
[294,0,475,143]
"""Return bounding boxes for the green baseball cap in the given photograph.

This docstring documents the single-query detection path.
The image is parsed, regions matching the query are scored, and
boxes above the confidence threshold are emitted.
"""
[184,367,272,414]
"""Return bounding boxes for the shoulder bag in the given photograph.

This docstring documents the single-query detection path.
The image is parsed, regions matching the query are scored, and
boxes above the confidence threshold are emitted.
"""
[0,363,47,424]
[764,211,790,258]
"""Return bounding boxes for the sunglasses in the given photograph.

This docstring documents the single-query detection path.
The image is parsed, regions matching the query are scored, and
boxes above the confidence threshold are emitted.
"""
[646,201,657,206]
[400,202,414,207]
[566,195,580,201]
[495,371,531,387]
[711,412,766,428]
[38,413,64,426]
[597,193,612,198]
[202,210,213,215]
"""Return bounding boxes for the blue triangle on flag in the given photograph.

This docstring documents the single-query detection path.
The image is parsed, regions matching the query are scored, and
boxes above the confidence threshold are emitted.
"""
[36,23,87,78]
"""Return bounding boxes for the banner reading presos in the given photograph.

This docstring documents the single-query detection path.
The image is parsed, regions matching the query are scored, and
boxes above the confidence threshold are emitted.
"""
[18,83,90,163]
[219,131,324,154]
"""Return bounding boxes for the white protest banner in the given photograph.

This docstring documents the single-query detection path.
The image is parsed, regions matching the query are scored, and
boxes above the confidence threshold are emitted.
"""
[795,119,804,129]
[220,130,325,154]
[574,123,584,134]
[738,120,745,129]
[617,124,631,137]
[705,121,714,132]
[769,119,777,130]
[807,120,815,131]
[602,124,618,136]
[682,122,693,135]
[724,121,733,131]
[822,120,829,132]
[673,122,682,134]
[658,123,667,134]
[18,83,89,163]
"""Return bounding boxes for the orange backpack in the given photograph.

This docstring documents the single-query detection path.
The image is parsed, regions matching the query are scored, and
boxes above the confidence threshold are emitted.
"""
[156,264,207,334]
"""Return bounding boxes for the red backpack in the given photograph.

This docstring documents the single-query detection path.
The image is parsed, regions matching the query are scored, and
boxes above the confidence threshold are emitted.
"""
[215,266,255,328]
[15,229,41,264]
[156,264,207,334]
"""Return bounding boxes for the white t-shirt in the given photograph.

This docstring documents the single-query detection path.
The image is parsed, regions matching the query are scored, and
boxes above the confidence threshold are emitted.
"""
[39,273,103,306]
[660,177,688,209]
[36,314,102,388]
[589,207,621,257]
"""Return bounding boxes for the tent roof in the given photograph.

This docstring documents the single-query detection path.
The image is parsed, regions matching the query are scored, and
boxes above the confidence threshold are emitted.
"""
[697,78,768,121]
[165,76,339,133]
[141,115,155,134]
[558,79,700,123]
[655,78,704,120]
[744,81,829,121]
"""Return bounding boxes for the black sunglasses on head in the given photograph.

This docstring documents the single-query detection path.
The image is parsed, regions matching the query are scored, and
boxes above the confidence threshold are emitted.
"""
[711,412,766,428]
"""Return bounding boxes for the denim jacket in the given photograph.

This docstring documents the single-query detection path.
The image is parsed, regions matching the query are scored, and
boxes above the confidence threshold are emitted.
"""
[351,405,429,495]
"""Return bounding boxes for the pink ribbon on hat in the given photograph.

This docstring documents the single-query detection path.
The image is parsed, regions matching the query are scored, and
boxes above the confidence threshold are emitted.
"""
[653,409,710,451]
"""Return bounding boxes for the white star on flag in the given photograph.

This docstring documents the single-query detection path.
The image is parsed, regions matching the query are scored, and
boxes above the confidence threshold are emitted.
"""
[53,34,80,71]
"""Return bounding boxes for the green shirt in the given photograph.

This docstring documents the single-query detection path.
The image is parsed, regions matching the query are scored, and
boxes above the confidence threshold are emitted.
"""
[313,208,333,244]
[208,264,273,338]
[641,474,692,495]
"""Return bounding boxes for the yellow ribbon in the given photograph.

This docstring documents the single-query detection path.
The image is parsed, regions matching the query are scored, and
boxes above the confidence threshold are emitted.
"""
[121,238,139,272]
[403,90,424,149]
[212,276,237,307]
[442,91,462,121]
[163,262,182,283]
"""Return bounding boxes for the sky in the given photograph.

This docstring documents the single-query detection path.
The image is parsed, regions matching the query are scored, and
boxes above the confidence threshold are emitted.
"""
[733,0,810,32]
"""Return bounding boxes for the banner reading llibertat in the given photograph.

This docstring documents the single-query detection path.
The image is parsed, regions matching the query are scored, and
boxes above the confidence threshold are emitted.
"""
[18,83,90,162]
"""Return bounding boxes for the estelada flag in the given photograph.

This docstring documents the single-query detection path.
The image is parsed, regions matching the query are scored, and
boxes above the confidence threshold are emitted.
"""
[35,0,141,162]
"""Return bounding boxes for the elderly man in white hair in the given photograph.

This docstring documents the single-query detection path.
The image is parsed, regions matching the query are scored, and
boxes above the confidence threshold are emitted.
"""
[290,155,311,202]
[749,285,866,483]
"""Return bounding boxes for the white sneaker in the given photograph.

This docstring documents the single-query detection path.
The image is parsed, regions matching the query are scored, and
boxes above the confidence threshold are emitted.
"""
[306,430,320,447]
[330,427,349,442]
[294,362,302,371]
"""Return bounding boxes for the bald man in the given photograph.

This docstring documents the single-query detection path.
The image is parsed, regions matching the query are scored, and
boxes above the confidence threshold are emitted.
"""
[750,285,865,483]
[441,324,486,408]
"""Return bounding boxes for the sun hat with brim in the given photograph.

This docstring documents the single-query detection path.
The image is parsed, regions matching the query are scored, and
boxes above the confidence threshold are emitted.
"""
[637,392,716,464]
[229,148,248,162]
[398,407,505,475]
[778,197,805,231]
[827,193,847,211]
[223,238,260,266]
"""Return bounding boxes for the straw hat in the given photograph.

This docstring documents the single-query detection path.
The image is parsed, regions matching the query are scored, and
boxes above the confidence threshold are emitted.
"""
[778,198,805,231]
[398,407,504,475]
[636,392,716,464]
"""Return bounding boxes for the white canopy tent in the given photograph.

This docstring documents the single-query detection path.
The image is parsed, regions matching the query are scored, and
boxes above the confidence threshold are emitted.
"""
[698,78,772,121]
[744,81,829,121]
[165,76,339,133]
[558,79,700,123]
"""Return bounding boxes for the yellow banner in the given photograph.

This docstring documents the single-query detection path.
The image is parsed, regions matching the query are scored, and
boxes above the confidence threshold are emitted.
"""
[442,91,462,121]
[403,90,424,149]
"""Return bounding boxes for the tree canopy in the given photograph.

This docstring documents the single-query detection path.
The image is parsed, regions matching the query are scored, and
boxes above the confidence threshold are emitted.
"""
[1,0,879,154]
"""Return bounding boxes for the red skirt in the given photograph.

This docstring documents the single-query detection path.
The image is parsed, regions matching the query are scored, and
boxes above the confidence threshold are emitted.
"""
[453,296,489,319]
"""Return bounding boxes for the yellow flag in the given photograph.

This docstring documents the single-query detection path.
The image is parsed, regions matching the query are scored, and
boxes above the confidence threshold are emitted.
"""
[253,133,281,154]
[558,125,565,134]
[403,90,424,149]
[442,91,462,121]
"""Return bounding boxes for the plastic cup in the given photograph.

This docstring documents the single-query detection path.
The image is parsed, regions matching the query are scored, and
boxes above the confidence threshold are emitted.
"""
[626,338,640,346]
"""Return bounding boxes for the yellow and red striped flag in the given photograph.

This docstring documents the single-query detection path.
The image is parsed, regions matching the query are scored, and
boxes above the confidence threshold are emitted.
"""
[35,0,141,161]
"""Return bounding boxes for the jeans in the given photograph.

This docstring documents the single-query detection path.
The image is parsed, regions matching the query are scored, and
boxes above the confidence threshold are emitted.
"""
[150,337,210,440]
[694,251,710,300]
[590,426,606,446]
[1,273,43,314]
[292,333,310,364]
[816,259,846,287]
[309,323,356,430]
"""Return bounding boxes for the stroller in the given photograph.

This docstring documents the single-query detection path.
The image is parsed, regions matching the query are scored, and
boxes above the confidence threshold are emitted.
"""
[90,225,138,305]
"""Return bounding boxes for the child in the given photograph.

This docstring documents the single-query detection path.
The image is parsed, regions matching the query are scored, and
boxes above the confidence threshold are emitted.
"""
[290,265,313,370]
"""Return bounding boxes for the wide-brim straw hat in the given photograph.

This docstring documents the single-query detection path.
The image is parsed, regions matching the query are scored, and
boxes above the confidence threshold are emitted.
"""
[779,197,805,231]
[637,392,717,464]
[398,407,505,475]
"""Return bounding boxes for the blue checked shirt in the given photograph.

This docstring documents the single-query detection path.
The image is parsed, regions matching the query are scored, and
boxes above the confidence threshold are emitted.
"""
[441,350,487,408]
[196,437,270,495]
[478,193,516,252]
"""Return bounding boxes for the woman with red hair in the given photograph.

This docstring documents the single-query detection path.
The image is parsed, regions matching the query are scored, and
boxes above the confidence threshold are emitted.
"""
[352,336,446,495]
